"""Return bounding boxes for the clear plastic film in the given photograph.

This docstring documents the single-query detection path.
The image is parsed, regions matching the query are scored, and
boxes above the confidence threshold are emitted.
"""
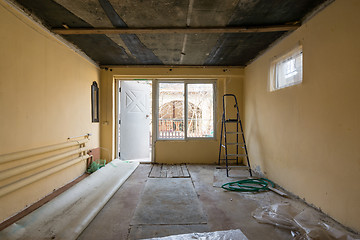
[144,229,248,240]
[252,203,360,240]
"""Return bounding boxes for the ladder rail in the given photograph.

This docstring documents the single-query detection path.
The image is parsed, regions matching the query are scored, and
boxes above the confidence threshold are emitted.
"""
[238,115,252,176]
[217,114,224,165]
[224,114,229,173]
[218,94,252,177]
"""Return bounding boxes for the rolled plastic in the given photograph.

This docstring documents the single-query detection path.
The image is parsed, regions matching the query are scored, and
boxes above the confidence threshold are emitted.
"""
[0,159,139,240]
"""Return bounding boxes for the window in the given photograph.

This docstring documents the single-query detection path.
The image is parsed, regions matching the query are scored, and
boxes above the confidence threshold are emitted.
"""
[270,46,303,91]
[157,81,215,139]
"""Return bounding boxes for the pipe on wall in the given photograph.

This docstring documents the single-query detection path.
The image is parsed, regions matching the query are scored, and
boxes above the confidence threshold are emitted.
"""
[0,154,90,197]
[0,147,87,181]
[0,139,88,164]
[67,133,92,140]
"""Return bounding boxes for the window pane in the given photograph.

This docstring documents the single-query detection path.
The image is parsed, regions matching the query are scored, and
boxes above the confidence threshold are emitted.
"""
[187,84,214,138]
[158,83,185,139]
[275,48,303,89]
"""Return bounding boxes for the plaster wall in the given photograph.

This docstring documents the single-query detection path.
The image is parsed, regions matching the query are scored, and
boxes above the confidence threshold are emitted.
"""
[244,0,360,231]
[100,67,244,164]
[0,0,100,222]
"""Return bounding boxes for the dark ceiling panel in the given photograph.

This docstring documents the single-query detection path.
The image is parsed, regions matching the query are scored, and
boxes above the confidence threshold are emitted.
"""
[179,34,223,65]
[229,0,328,26]
[205,0,329,66]
[15,0,162,65]
[12,0,332,66]
[108,0,189,28]
[98,0,162,64]
[205,32,284,66]
[190,0,238,27]
[64,34,136,65]
[107,0,190,64]
[15,0,90,28]
[136,34,184,65]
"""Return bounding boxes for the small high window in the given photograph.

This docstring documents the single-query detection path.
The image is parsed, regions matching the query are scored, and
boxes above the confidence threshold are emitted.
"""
[270,46,303,91]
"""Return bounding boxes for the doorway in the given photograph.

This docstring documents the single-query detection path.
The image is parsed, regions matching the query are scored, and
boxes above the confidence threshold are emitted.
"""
[117,80,152,162]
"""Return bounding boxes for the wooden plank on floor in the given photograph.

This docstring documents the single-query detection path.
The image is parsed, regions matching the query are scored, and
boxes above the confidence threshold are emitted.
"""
[160,165,167,178]
[169,165,180,178]
[167,165,173,178]
[150,164,190,178]
[176,165,183,177]
[149,165,161,178]
[181,164,190,177]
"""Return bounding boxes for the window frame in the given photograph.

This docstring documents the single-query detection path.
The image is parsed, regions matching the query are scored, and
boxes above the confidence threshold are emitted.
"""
[269,45,303,91]
[156,79,216,141]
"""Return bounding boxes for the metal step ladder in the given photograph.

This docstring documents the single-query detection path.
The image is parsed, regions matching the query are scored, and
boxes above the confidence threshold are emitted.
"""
[218,94,252,177]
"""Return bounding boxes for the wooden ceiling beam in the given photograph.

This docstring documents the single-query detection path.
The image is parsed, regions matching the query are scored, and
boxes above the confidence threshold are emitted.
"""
[52,24,300,35]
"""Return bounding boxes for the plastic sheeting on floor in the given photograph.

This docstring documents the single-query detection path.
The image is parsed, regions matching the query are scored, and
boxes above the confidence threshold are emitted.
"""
[144,229,249,240]
[0,159,139,240]
[252,203,360,240]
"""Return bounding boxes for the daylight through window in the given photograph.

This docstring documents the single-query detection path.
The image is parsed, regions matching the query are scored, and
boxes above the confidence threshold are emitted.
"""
[158,82,215,139]
[270,46,303,91]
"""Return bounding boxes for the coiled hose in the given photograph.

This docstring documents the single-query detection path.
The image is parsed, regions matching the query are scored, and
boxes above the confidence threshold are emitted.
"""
[221,178,275,192]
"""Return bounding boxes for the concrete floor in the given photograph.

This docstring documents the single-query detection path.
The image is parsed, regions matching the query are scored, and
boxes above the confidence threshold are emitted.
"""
[78,164,355,240]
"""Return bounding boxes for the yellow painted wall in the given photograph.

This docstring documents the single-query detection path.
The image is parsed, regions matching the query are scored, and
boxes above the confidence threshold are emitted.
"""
[0,0,100,222]
[100,66,244,164]
[244,0,360,231]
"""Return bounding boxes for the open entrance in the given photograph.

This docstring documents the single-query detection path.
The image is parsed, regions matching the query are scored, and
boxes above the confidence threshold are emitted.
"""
[118,80,152,162]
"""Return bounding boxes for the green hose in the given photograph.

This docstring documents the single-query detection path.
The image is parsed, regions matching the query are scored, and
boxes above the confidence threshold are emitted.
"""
[221,178,275,192]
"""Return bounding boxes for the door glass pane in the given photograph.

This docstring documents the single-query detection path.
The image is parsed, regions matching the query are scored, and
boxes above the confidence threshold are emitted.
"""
[158,83,185,139]
[187,84,214,138]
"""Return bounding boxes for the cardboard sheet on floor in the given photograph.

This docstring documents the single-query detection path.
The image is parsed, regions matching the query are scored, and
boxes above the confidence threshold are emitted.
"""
[0,159,139,240]
[144,229,248,240]
[131,178,207,225]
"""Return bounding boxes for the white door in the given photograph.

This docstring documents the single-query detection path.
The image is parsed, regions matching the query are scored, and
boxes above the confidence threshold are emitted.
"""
[119,81,151,160]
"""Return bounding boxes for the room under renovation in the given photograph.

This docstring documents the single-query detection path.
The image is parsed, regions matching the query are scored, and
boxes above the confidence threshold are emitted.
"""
[0,0,359,239]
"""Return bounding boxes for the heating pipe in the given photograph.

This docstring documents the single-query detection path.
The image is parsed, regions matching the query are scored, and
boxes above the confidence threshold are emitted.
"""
[0,154,90,197]
[0,139,88,164]
[0,147,87,182]
[67,133,92,140]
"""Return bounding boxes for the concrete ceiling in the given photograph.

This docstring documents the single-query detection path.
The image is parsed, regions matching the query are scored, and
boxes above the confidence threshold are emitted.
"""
[13,0,331,66]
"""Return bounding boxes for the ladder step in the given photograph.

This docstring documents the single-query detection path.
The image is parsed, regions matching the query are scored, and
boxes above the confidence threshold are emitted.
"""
[226,143,245,146]
[228,166,250,170]
[225,119,238,122]
[226,154,247,157]
[219,158,239,161]
[222,143,245,147]
[216,166,249,169]
[226,132,243,134]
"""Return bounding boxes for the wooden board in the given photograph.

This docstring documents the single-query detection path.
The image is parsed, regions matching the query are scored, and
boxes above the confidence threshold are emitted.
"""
[149,164,190,178]
[52,25,300,35]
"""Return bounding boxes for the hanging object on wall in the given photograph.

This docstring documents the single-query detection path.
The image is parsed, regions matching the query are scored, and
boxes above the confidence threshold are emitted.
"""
[91,81,99,122]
